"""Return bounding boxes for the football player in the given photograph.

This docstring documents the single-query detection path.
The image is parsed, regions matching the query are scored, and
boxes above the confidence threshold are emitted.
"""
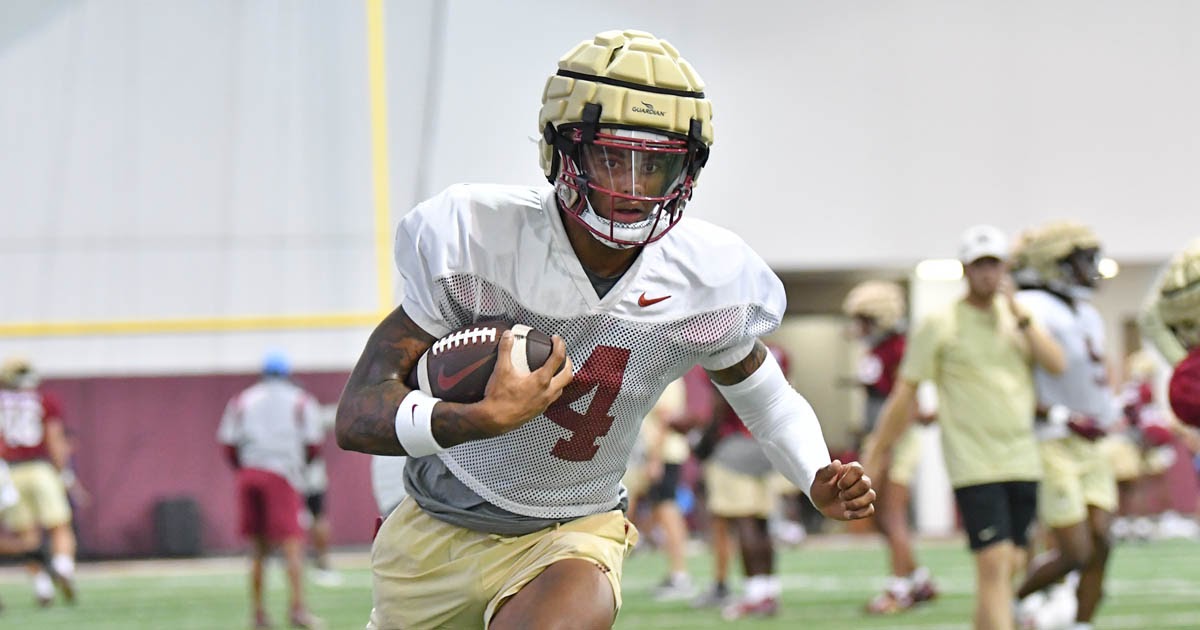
[217,353,325,629]
[335,29,875,630]
[0,357,79,607]
[1008,222,1119,630]
[843,281,938,614]
[0,458,44,614]
[693,344,794,620]
[1142,238,1200,431]
[620,378,695,602]
[300,408,342,588]
[864,225,1066,630]
[1103,351,1186,541]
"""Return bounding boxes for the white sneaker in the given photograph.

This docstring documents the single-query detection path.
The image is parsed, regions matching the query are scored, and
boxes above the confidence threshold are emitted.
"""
[653,573,695,601]
[1015,592,1046,629]
[311,569,344,587]
[769,518,807,546]
[1040,583,1077,630]
[1157,511,1200,539]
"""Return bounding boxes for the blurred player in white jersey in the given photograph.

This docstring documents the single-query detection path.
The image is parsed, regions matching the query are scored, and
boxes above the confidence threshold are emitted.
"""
[1009,222,1118,630]
[218,353,325,629]
[0,357,79,607]
[335,29,876,630]
[842,282,939,614]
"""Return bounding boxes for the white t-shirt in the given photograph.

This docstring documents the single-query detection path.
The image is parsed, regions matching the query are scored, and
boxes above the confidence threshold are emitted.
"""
[217,378,324,489]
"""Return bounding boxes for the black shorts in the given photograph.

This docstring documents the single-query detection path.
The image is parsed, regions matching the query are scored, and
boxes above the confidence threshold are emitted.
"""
[646,463,682,505]
[954,481,1038,551]
[306,492,325,517]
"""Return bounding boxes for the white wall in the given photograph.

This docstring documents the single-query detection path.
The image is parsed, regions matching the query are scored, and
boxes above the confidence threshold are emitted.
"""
[424,0,1200,267]
[2,0,1197,375]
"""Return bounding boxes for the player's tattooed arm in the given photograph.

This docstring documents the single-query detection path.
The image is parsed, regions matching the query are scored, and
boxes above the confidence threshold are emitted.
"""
[706,340,769,386]
[335,306,437,455]
[335,306,500,455]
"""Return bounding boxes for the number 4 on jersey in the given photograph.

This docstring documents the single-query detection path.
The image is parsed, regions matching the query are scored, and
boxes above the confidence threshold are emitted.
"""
[545,346,630,462]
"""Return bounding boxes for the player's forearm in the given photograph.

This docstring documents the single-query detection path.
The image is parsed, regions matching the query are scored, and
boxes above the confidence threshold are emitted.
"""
[335,306,436,455]
[866,380,917,462]
[45,423,70,471]
[1022,321,1067,375]
[428,402,498,448]
[335,381,411,455]
[49,443,70,472]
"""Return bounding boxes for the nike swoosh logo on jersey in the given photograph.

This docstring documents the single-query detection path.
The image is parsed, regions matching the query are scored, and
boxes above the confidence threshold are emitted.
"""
[638,292,671,307]
[409,404,418,426]
[436,355,494,391]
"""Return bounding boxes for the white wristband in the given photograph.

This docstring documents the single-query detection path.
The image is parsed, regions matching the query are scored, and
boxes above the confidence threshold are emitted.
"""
[1047,404,1071,426]
[395,389,447,457]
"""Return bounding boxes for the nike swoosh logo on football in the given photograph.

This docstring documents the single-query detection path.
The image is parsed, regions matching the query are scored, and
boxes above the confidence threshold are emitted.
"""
[638,292,671,307]
[436,355,495,391]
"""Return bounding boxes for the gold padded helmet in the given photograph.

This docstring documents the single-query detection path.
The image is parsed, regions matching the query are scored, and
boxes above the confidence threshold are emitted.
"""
[538,30,713,248]
[842,281,906,332]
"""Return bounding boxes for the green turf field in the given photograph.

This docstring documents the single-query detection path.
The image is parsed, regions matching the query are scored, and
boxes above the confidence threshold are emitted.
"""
[0,537,1196,628]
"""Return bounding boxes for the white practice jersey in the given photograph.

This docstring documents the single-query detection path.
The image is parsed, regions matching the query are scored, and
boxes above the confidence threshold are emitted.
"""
[396,184,785,520]
[217,378,324,490]
[1016,289,1117,440]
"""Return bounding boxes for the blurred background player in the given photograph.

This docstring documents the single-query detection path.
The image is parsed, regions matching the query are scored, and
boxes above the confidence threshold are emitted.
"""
[694,344,794,620]
[621,378,695,601]
[842,281,938,614]
[1142,238,1200,431]
[300,405,341,587]
[217,352,325,630]
[0,357,79,607]
[1141,239,1200,536]
[1009,221,1119,630]
[0,457,45,613]
[1103,350,1196,541]
[865,225,1066,630]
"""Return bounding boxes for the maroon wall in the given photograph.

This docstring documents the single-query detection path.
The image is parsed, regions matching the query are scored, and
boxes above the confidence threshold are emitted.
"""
[41,371,379,558]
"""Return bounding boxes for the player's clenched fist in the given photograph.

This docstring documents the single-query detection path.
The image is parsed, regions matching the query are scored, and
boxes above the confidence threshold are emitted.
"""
[809,460,876,521]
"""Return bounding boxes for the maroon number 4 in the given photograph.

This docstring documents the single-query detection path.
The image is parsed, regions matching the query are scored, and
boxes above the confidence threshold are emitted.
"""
[546,346,630,462]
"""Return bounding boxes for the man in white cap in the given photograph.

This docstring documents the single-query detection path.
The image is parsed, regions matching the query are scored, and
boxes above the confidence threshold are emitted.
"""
[864,225,1065,630]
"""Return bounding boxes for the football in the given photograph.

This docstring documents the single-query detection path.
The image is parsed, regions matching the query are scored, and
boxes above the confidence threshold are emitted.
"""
[406,321,556,403]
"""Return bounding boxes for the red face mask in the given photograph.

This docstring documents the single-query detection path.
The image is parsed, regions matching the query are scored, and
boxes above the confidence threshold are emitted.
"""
[1169,348,1200,428]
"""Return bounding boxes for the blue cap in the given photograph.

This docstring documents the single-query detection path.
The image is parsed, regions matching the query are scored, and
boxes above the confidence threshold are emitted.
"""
[262,351,291,377]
